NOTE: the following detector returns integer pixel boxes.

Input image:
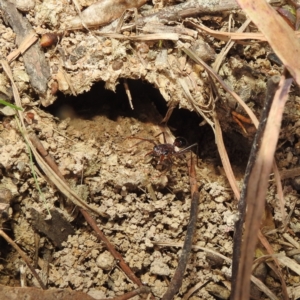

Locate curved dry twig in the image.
[161,156,200,300]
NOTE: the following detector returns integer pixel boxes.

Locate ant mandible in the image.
[128,132,198,170]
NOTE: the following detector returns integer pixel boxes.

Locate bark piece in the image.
[0,0,50,94]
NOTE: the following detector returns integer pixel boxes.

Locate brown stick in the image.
[231,71,292,300]
[231,75,281,297]
[161,156,200,300]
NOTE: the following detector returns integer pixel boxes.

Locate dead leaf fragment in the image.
[67,0,147,29]
[236,0,300,85]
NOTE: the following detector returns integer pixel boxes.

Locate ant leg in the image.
[175,143,198,155]
[174,143,199,167]
[127,136,157,148]
[128,131,168,147]
[157,156,173,173]
[145,150,154,157]
[148,131,167,144]
[158,154,165,164]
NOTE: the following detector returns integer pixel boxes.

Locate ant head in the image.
[174,137,188,148]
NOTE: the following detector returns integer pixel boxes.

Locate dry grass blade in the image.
[71,0,90,31]
[141,23,197,38]
[6,31,38,63]
[178,77,215,131]
[272,161,286,224]
[236,0,300,86]
[213,113,240,200]
[179,42,258,127]
[257,230,288,300]
[29,133,67,182]
[179,44,287,299]
[154,241,231,263]
[194,22,300,42]
[231,75,280,295]
[183,282,206,300]
[276,255,300,275]
[161,157,199,300]
[250,276,279,300]
[178,48,240,199]
[232,71,293,300]
[0,59,108,217]
[212,18,252,73]
[231,76,289,300]
[180,28,286,219]
[178,44,241,201]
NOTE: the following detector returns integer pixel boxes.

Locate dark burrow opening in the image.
[44,79,251,172]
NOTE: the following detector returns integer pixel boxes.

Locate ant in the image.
[128,132,198,171]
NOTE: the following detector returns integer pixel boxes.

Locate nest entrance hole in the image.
[45,79,217,160]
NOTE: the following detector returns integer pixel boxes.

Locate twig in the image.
[231,71,292,300]
[161,156,200,300]
[95,0,239,35]
[231,75,280,298]
[212,18,252,73]
[0,229,46,290]
[114,0,239,32]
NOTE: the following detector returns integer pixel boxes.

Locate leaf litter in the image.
[1,0,300,299]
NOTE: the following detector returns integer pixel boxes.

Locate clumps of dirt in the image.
[2,1,300,298]
[0,86,241,298]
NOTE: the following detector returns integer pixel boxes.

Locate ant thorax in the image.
[153,144,175,156]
